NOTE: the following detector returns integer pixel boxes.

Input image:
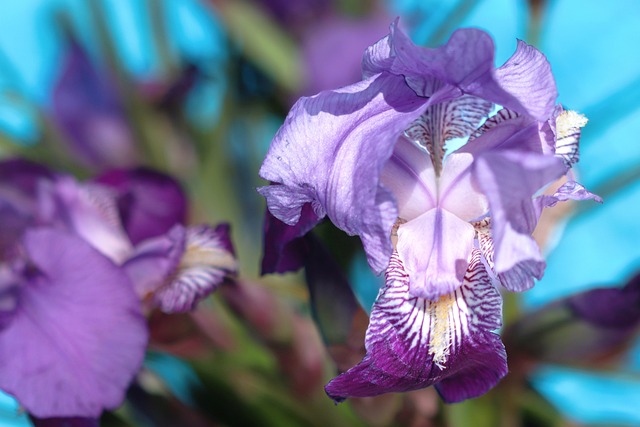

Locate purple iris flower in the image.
[0,160,236,418]
[259,21,600,402]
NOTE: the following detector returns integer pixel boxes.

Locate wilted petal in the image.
[473,150,565,275]
[261,203,321,274]
[96,168,187,245]
[325,250,506,403]
[153,224,237,313]
[259,73,428,274]
[0,228,147,418]
[397,208,475,299]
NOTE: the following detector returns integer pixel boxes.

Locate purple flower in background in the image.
[259,21,600,402]
[0,159,236,418]
[51,40,137,170]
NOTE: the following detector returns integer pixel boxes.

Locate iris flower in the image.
[0,160,236,419]
[259,21,599,402]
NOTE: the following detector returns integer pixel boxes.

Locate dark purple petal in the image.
[473,150,565,280]
[51,41,136,169]
[568,273,640,328]
[261,203,321,274]
[259,73,428,274]
[31,417,99,427]
[0,159,54,258]
[0,264,21,330]
[325,249,506,403]
[96,168,187,245]
[0,228,147,418]
[506,274,640,365]
[153,224,237,313]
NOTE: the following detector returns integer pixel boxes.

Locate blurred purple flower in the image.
[259,21,600,402]
[301,14,391,96]
[96,168,188,245]
[0,159,236,418]
[51,41,137,170]
[0,228,147,418]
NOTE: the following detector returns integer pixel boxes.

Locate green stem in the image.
[425,0,482,47]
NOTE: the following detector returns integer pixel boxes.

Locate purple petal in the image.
[535,180,602,213]
[473,151,565,278]
[36,176,133,263]
[325,249,506,403]
[397,208,475,299]
[96,168,188,245]
[380,136,437,221]
[0,159,54,258]
[153,224,237,313]
[259,73,428,274]
[51,41,136,169]
[261,203,321,274]
[364,22,556,120]
[122,225,186,298]
[475,40,557,121]
[0,228,147,418]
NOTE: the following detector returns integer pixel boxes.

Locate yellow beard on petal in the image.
[428,292,457,368]
[556,110,588,139]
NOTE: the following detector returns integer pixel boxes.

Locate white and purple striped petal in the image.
[153,224,237,313]
[325,249,506,402]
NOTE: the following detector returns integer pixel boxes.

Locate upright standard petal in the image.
[0,228,147,418]
[259,73,428,273]
[325,250,506,403]
[96,168,188,245]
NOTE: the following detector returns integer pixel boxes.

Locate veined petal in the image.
[460,111,541,155]
[153,224,237,313]
[476,40,557,121]
[474,218,544,292]
[0,228,147,418]
[403,95,492,174]
[325,250,506,403]
[473,151,565,277]
[397,208,475,299]
[259,73,428,274]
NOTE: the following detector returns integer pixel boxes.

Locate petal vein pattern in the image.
[325,249,506,403]
[259,73,428,273]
